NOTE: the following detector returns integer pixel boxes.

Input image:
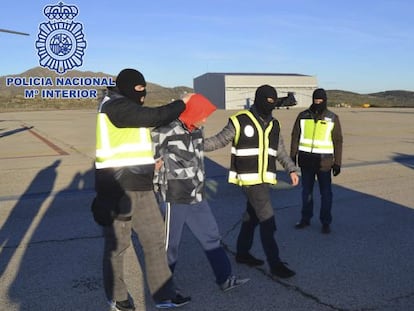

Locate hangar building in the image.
[193,73,318,110]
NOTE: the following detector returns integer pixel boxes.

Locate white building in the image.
[193,73,318,110]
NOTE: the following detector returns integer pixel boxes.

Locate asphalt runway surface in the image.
[0,107,413,311]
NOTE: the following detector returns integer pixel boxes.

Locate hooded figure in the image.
[253,84,278,119]
[310,88,327,114]
[151,95,250,291]
[116,68,147,104]
[153,93,217,205]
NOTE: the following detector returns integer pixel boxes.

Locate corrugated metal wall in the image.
[194,73,318,109]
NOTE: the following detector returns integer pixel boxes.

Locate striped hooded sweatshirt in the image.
[152,94,216,204]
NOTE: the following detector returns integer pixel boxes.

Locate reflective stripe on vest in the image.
[230,146,277,157]
[228,110,278,186]
[228,171,277,186]
[298,118,334,154]
[95,107,155,169]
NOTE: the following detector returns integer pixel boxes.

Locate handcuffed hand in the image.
[155,159,164,171]
[290,171,299,186]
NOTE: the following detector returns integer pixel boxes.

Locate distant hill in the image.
[1,67,413,111]
[327,90,414,108]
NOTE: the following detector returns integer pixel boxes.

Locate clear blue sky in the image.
[1,0,413,94]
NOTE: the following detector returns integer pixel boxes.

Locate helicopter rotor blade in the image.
[0,28,30,36]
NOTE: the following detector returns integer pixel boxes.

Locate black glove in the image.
[332,164,341,176]
[91,196,115,226]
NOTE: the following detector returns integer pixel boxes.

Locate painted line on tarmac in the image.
[23,124,69,156]
[0,154,63,160]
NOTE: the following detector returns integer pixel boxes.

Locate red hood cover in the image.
[179,94,217,131]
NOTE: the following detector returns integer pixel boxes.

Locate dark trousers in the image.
[103,190,176,302]
[236,184,281,269]
[300,167,333,225]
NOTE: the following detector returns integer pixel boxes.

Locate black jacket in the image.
[290,108,343,171]
[95,87,185,193]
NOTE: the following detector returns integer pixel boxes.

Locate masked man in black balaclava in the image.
[252,84,278,121]
[203,84,300,279]
[310,88,328,115]
[93,68,192,310]
[290,88,343,234]
[116,68,147,104]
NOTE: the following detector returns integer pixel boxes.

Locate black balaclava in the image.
[116,69,147,104]
[253,84,278,119]
[310,88,327,114]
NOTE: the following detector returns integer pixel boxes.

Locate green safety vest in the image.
[95,98,155,169]
[229,110,279,186]
[298,114,335,154]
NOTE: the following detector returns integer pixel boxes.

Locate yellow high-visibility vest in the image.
[298,116,334,154]
[95,97,155,169]
[229,110,279,186]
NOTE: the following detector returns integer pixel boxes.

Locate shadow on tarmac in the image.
[392,152,414,170]
[0,159,62,278]
[1,162,100,310]
[190,157,414,311]
[0,126,34,138]
[0,157,413,310]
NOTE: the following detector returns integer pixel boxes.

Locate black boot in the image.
[235,252,264,266]
[271,262,296,279]
[295,220,310,229]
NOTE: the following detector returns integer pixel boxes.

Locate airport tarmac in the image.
[0,107,413,311]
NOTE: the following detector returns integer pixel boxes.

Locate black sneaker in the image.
[322,224,331,234]
[108,299,135,311]
[155,293,191,309]
[295,220,310,229]
[236,252,265,266]
[271,262,296,279]
[219,275,250,292]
